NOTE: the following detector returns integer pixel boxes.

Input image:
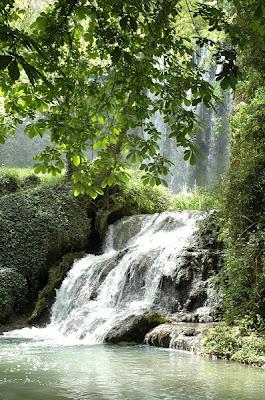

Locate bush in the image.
[0,167,64,190]
[0,173,19,196]
[20,174,41,189]
[203,322,265,366]
[115,171,218,215]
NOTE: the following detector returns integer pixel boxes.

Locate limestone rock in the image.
[104,312,167,344]
[145,322,216,353]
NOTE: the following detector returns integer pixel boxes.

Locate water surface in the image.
[0,338,264,400]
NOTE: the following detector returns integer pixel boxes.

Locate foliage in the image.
[0,169,42,194]
[0,267,28,322]
[115,171,219,215]
[219,72,265,322]
[20,174,41,189]
[0,172,19,196]
[203,322,265,366]
[172,187,220,212]
[217,0,265,326]
[0,0,239,197]
[0,182,91,321]
[117,171,174,214]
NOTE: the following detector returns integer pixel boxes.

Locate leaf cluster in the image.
[0,0,239,196]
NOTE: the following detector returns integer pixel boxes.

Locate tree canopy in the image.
[0,0,239,197]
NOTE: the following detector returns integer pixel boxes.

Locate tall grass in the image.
[119,170,220,214]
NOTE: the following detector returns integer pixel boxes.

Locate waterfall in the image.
[49,211,205,343]
[152,49,232,193]
[5,211,209,344]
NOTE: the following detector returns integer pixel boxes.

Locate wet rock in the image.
[28,252,86,326]
[153,212,223,320]
[104,312,167,344]
[145,322,216,353]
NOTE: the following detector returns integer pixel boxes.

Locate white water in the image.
[4,211,204,345]
[151,49,232,193]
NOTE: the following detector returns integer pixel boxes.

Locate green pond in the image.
[0,338,264,400]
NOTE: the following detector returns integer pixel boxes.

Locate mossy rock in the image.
[0,182,92,322]
[104,312,168,344]
[29,252,86,325]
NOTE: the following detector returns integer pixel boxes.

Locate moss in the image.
[202,323,265,367]
[29,252,86,325]
[145,312,169,325]
[0,182,91,322]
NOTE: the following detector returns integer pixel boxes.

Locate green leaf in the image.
[34,164,42,174]
[0,55,12,70]
[72,155,81,167]
[8,60,20,82]
[96,187,104,195]
[184,150,191,161]
[73,188,80,197]
[111,47,121,63]
[192,97,202,106]
[190,153,196,165]
[93,141,105,150]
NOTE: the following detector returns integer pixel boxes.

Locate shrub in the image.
[0,173,19,196]
[20,174,41,189]
[203,322,265,366]
[115,170,219,215]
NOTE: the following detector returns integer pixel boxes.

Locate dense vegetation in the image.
[218,0,265,325]
[0,179,91,323]
[201,0,265,365]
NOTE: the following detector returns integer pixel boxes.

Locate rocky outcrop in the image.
[145,322,216,353]
[103,212,223,349]
[28,252,86,325]
[0,183,92,325]
[104,313,168,344]
[153,212,223,322]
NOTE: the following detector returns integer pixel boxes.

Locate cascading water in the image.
[152,49,232,193]
[5,211,206,344]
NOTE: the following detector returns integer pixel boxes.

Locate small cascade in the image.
[48,212,204,343]
[5,211,211,344]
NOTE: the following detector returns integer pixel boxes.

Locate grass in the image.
[118,170,220,214]
[0,167,64,188]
